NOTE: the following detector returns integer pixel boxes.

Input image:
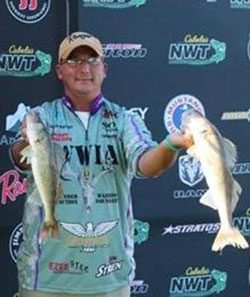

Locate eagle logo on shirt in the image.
[60,220,118,253]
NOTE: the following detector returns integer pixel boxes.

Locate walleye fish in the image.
[20,110,62,240]
[181,109,249,252]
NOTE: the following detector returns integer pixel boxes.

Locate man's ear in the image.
[103,62,108,78]
[55,64,63,80]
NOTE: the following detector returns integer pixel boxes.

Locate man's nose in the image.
[79,61,91,71]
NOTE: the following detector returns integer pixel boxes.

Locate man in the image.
[10,31,193,297]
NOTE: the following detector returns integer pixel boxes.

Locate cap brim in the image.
[59,43,102,62]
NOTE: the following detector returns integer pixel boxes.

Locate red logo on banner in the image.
[0,170,27,205]
[5,0,51,24]
[19,0,38,10]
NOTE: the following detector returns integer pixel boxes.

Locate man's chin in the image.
[76,89,96,98]
[75,87,92,94]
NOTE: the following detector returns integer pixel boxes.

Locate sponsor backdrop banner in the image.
[1,0,249,296]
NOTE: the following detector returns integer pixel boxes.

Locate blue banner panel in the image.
[1,0,249,296]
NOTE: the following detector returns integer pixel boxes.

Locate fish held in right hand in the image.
[181,109,249,252]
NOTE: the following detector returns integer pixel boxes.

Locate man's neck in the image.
[72,100,92,111]
[65,92,98,111]
[63,92,104,114]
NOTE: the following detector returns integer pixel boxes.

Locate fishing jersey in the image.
[16,96,157,294]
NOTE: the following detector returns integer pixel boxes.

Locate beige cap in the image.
[58,31,103,62]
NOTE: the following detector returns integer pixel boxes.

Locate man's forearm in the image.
[138,141,178,177]
[138,133,192,177]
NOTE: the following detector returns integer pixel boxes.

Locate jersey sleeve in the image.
[122,110,157,177]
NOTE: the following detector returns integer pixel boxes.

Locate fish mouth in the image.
[180,109,196,127]
[26,111,40,122]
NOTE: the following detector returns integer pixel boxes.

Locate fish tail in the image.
[212,227,249,252]
[39,220,59,241]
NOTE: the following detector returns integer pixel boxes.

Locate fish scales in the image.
[20,110,61,240]
[181,109,249,252]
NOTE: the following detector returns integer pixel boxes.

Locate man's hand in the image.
[169,130,193,150]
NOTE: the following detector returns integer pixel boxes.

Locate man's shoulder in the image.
[40,97,62,109]
[31,98,63,122]
[103,97,128,113]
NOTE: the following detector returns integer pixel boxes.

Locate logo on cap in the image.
[59,31,103,61]
[68,32,93,43]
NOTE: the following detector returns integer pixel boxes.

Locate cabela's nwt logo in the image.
[169,267,227,297]
[0,45,51,77]
[168,34,226,65]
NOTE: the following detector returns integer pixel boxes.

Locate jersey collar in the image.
[62,93,104,115]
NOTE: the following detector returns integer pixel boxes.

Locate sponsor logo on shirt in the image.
[95,258,123,278]
[96,193,118,204]
[51,132,72,142]
[49,260,89,274]
[60,220,118,253]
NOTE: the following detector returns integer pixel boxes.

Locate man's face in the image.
[56,46,106,100]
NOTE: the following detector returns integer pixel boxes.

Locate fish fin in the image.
[54,143,66,167]
[199,190,217,210]
[223,138,237,168]
[55,183,63,202]
[39,220,60,242]
[20,145,32,164]
[27,188,43,206]
[231,179,242,212]
[212,226,249,252]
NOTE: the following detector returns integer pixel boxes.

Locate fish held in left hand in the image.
[20,110,63,241]
[181,109,249,252]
